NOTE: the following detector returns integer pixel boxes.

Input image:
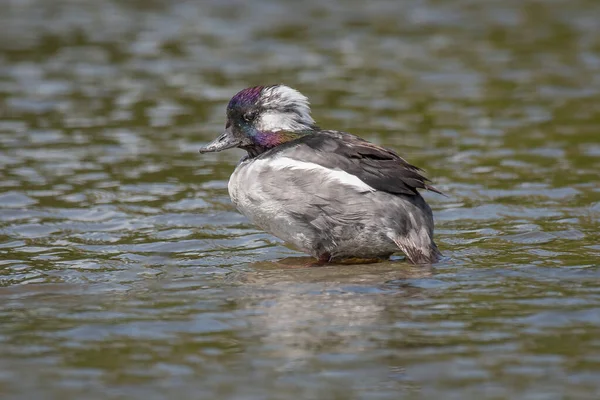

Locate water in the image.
[1,0,599,398]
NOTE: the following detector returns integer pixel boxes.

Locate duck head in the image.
[199,85,317,158]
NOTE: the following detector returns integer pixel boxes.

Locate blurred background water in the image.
[1,0,600,398]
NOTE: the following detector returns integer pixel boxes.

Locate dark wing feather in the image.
[265,130,443,196]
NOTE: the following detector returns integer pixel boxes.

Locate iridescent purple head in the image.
[199,85,317,158]
[227,86,265,112]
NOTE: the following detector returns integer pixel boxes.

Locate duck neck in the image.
[243,129,314,158]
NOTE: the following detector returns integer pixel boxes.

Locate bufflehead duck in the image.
[199,85,442,264]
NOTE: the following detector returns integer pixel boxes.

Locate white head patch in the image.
[257,85,316,131]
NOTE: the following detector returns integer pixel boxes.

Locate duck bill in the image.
[198,129,241,153]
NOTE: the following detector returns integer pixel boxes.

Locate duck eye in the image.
[243,111,258,122]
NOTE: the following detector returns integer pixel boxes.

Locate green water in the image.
[1,0,599,398]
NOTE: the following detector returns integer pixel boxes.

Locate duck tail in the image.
[391,235,442,265]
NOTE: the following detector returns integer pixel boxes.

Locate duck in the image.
[199,84,442,264]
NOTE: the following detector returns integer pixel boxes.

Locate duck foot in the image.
[330,257,387,265]
[313,252,332,266]
[315,253,387,266]
[268,254,388,269]
[265,256,324,269]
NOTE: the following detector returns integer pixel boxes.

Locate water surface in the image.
[1,0,600,398]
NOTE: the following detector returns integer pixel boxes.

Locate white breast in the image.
[227,159,251,208]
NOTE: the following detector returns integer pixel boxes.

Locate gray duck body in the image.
[228,130,441,263]
[198,84,442,264]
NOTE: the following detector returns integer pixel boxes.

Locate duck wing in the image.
[266,130,443,196]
